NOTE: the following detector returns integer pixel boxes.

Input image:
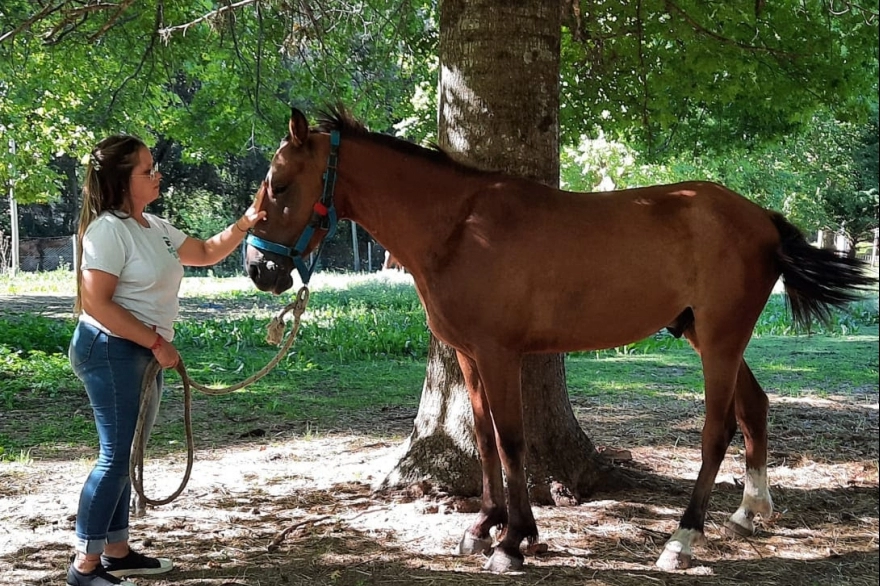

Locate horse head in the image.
[246,108,338,294]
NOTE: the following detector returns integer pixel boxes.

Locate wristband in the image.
[150,333,162,351]
[233,220,247,232]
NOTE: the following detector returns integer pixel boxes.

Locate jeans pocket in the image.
[70,322,101,371]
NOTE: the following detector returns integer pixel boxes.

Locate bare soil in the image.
[1,292,878,586]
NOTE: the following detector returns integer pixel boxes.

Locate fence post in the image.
[872,227,878,268]
[8,138,19,277]
[351,221,360,272]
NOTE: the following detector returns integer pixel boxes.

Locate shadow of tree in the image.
[7,508,876,586]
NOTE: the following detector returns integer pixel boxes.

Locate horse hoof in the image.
[725,507,757,537]
[457,533,493,555]
[655,548,692,571]
[482,548,524,573]
[724,518,755,538]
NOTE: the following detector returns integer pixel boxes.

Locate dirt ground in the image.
[1,292,878,586]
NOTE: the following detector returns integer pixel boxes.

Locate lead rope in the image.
[130,285,310,510]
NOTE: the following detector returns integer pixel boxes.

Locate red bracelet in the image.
[150,333,162,350]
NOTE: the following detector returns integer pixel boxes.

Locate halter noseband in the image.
[246,130,340,285]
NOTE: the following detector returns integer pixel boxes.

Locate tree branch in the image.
[636,0,649,142]
[0,1,67,44]
[565,0,583,42]
[158,0,257,41]
[665,0,799,58]
[99,2,162,125]
[254,0,264,118]
[827,0,879,22]
[88,0,138,43]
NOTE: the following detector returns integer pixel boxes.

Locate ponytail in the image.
[74,135,145,315]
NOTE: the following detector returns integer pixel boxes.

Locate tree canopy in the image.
[1,0,435,205]
[560,1,879,156]
[1,0,877,241]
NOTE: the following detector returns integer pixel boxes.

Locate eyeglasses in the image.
[132,162,160,182]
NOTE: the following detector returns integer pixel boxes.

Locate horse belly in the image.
[524,284,685,353]
[422,269,685,355]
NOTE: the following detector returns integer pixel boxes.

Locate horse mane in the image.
[313,104,490,176]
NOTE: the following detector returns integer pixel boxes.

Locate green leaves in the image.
[560,0,879,155]
[2,0,877,229]
[561,107,879,238]
[1,0,439,210]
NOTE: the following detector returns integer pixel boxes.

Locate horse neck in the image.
[334,138,476,273]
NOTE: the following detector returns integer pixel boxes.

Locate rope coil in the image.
[130,286,309,510]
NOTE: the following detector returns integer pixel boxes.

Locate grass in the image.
[0,265,76,295]
[0,270,877,459]
[566,331,879,400]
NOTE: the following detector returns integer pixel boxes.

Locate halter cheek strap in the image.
[246,131,340,285]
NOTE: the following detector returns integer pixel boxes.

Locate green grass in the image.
[0,272,877,458]
[173,287,427,364]
[566,329,879,401]
[0,266,76,295]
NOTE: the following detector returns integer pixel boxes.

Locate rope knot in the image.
[266,316,285,345]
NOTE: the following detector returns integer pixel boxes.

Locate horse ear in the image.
[289,108,309,147]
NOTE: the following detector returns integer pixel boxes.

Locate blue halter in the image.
[246,131,340,285]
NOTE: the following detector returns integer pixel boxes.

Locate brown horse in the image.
[245,107,874,572]
[382,250,406,272]
[382,250,406,271]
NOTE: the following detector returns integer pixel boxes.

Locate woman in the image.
[67,134,265,586]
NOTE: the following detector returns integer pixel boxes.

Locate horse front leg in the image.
[657,348,740,571]
[725,360,773,537]
[455,351,505,556]
[473,349,536,573]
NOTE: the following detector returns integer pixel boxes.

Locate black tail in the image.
[771,213,876,330]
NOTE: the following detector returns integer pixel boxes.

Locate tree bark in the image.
[382,0,608,505]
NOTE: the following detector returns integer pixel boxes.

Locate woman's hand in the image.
[151,336,180,369]
[236,182,268,231]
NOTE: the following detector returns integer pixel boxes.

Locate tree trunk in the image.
[382,0,607,505]
[382,336,482,496]
[817,229,835,249]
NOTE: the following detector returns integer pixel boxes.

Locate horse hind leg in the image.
[725,360,773,537]
[454,351,505,556]
[657,327,741,571]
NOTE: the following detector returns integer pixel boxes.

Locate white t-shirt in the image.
[79,212,188,341]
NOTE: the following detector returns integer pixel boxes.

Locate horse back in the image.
[461,180,779,272]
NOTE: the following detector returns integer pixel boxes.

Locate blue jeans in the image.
[69,321,162,554]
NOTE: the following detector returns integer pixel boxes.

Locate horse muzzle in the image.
[245,246,294,294]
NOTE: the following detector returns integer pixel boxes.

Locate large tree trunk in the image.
[382,0,608,505]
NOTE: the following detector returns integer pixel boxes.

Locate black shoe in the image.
[100,549,173,578]
[67,563,136,586]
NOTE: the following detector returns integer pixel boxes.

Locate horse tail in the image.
[771,212,875,331]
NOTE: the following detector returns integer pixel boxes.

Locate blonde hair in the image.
[74,135,146,315]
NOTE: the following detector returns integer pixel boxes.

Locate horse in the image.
[383,250,406,271]
[244,106,874,572]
